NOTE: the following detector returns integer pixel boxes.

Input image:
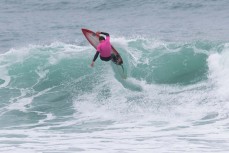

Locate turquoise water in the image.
[1,0,229,152]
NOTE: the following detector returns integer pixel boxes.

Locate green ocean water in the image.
[0,38,226,118]
[1,37,229,152]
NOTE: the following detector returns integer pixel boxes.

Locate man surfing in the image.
[90,31,122,67]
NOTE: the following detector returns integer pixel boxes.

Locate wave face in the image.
[0,38,229,152]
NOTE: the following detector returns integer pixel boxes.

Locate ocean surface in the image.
[1,0,229,152]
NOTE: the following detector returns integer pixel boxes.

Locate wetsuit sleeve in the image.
[100,32,109,36]
[93,51,99,62]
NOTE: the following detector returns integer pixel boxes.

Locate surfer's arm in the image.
[91,51,99,67]
[100,32,109,36]
[96,31,109,36]
[93,51,99,62]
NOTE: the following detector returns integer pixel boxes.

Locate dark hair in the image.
[99,36,105,41]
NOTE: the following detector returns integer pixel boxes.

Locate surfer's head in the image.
[99,36,105,41]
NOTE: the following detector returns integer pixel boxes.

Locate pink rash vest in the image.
[96,36,112,57]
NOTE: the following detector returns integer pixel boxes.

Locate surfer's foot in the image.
[117,58,123,65]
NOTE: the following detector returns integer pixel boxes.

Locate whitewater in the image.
[1,0,229,153]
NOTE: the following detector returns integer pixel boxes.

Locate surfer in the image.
[90,31,121,67]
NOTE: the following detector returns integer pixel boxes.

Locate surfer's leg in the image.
[111,53,117,63]
[111,54,123,65]
[116,54,123,65]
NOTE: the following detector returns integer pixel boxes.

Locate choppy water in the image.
[0,0,229,153]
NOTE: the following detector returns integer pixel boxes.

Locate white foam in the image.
[7,97,33,112]
[0,46,34,88]
[207,44,229,100]
[35,66,49,79]
[111,36,129,49]
[112,37,145,67]
[6,87,54,113]
[38,113,56,124]
[0,42,91,66]
[0,66,11,88]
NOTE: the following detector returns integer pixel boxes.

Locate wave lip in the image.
[208,43,229,100]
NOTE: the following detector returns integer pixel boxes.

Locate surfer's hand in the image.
[90,61,94,67]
